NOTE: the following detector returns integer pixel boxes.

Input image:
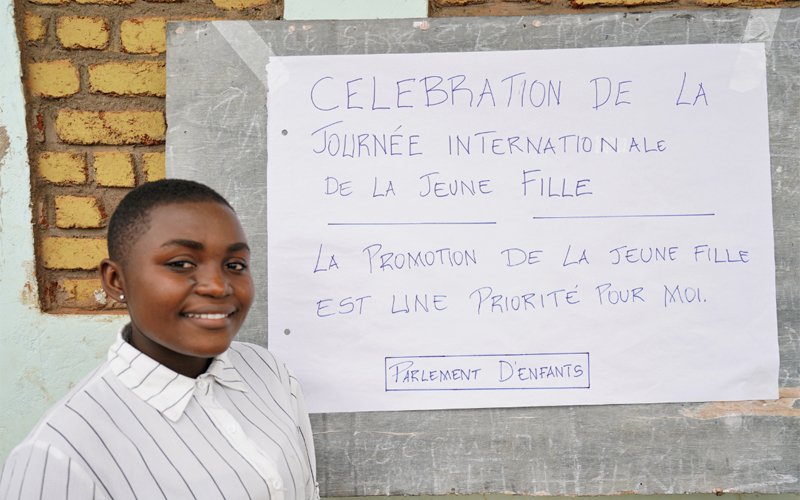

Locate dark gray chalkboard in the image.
[166,11,800,496]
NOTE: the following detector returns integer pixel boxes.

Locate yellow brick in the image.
[89,62,165,97]
[55,196,106,228]
[211,0,270,9]
[61,279,105,308]
[24,13,47,41]
[120,18,166,54]
[27,60,79,98]
[434,0,485,5]
[76,0,133,5]
[29,0,68,6]
[142,152,165,182]
[41,237,108,270]
[94,152,135,187]
[55,110,166,145]
[572,0,672,5]
[38,152,87,184]
[57,16,109,50]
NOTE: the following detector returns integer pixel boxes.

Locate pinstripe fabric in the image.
[0,326,319,500]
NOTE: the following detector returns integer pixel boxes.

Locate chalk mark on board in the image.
[533,214,714,220]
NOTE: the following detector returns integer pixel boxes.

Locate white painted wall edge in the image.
[284,0,427,20]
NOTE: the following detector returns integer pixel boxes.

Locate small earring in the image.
[119,294,125,301]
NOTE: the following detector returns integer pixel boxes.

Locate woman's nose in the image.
[195,265,231,297]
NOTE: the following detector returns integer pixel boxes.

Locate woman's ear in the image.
[99,258,126,303]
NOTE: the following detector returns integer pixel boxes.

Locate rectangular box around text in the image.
[385,353,590,392]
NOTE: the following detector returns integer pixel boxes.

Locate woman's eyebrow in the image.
[228,242,250,253]
[161,238,203,250]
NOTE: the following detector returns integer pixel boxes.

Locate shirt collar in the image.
[107,324,247,422]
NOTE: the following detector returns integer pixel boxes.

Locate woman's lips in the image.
[183,312,232,320]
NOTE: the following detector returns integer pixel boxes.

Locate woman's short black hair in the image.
[107,179,233,266]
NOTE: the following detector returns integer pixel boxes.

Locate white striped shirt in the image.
[0,326,319,500]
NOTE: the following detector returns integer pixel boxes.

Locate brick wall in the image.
[15,0,785,313]
[16,0,281,312]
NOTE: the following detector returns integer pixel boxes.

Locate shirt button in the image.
[272,478,283,490]
[197,380,208,390]
[226,424,237,434]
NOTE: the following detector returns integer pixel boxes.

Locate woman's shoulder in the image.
[24,362,113,439]
[0,361,117,498]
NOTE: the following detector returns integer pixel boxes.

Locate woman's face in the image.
[117,201,255,377]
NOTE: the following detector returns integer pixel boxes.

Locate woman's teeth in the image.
[185,313,229,319]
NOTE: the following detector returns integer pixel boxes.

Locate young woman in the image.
[1,179,318,500]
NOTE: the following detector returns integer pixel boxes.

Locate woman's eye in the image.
[227,262,247,271]
[168,261,194,269]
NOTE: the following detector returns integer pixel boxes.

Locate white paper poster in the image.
[266,44,779,413]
